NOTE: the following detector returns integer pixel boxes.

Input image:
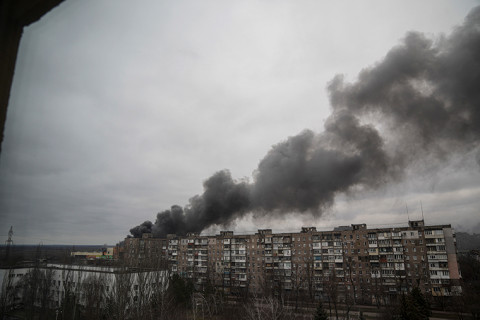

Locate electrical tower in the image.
[5,226,13,261]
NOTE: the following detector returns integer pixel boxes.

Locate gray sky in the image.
[1,0,479,245]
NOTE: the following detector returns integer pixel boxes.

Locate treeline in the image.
[0,244,96,267]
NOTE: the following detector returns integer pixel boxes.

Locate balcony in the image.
[195,267,208,273]
[427,255,448,262]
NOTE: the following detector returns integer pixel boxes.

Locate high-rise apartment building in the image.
[123,220,461,304]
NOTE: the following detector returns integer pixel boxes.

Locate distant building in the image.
[123,220,462,304]
[71,247,115,261]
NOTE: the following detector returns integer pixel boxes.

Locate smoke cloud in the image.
[129,220,153,238]
[130,6,480,238]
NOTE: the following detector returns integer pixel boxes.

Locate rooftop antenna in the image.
[420,201,424,221]
[406,203,410,222]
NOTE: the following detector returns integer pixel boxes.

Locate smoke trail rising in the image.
[130,6,480,238]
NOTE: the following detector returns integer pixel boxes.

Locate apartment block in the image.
[124,233,168,267]
[123,220,461,303]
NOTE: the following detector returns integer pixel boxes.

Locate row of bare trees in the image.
[4,247,476,320]
[0,258,174,319]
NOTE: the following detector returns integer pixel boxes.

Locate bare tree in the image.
[305,254,315,303]
[291,262,301,311]
[21,247,54,320]
[60,267,82,320]
[82,273,108,320]
[200,269,225,318]
[343,249,359,320]
[191,292,214,320]
[243,294,292,320]
[135,255,172,320]
[131,270,149,319]
[106,267,133,320]
[257,260,273,299]
[39,268,54,320]
[0,269,16,318]
[21,267,54,319]
[150,269,173,320]
[369,263,385,308]
[324,271,340,320]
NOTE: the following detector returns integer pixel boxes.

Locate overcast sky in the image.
[1,0,479,245]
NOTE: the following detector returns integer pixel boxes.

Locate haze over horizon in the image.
[1,1,479,245]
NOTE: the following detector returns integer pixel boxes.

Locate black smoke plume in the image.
[131,6,480,238]
[129,221,153,238]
